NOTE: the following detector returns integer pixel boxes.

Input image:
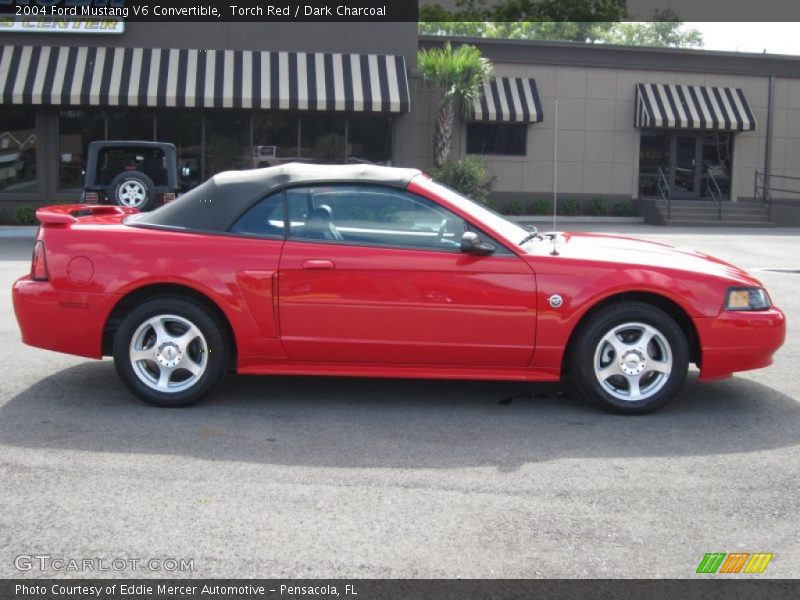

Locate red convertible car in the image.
[13,164,785,414]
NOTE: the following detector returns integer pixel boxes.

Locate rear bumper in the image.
[695,308,787,381]
[12,276,119,359]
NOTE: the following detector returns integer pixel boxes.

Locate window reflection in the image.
[107,110,154,141]
[253,114,299,166]
[347,115,392,164]
[0,109,37,193]
[58,108,105,191]
[156,111,202,192]
[0,108,36,193]
[300,114,346,162]
[204,111,251,176]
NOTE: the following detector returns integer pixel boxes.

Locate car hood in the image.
[525,232,762,286]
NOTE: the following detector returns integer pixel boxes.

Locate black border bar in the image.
[3,579,800,600]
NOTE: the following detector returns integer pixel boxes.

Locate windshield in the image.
[415,177,530,245]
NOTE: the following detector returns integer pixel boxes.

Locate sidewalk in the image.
[0,227,37,239]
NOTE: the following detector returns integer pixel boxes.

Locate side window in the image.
[286,185,469,252]
[229,192,285,237]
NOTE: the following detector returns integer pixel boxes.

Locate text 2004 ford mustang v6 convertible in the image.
[13,164,786,414]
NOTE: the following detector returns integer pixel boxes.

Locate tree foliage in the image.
[419,3,703,48]
[417,42,493,166]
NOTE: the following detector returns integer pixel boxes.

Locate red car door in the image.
[277,185,537,367]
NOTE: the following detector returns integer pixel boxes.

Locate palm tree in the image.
[418,42,493,167]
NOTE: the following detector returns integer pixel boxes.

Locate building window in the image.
[0,108,37,194]
[347,115,392,164]
[155,111,202,192]
[58,108,106,191]
[107,110,155,142]
[466,122,527,156]
[300,114,347,162]
[204,111,252,176]
[253,114,299,166]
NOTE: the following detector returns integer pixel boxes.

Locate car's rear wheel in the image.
[110,171,155,211]
[570,302,689,414]
[113,298,228,407]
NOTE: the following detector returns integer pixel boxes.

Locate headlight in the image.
[725,287,771,311]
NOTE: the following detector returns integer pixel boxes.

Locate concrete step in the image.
[657,205,768,212]
[655,201,771,226]
[658,208,769,216]
[663,219,776,227]
[657,211,771,221]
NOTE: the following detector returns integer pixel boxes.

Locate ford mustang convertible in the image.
[13,164,786,414]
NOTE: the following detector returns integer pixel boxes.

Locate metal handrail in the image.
[706,170,723,221]
[754,170,778,222]
[657,167,671,221]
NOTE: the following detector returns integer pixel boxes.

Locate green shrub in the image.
[14,204,37,226]
[430,156,497,204]
[504,199,523,215]
[590,196,607,216]
[527,198,552,215]
[557,197,580,216]
[611,200,637,217]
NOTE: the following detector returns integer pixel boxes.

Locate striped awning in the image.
[0,45,410,113]
[472,77,543,123]
[635,83,755,131]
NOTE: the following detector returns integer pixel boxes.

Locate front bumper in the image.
[695,307,786,381]
[12,276,119,359]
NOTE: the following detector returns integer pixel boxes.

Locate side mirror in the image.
[460,231,496,256]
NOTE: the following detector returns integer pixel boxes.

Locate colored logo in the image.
[696,552,773,574]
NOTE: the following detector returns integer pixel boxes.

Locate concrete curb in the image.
[0,227,37,238]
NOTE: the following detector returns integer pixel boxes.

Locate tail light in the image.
[84,192,99,205]
[31,240,48,281]
[162,193,176,204]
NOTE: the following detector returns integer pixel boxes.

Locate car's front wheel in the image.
[570,302,689,414]
[113,298,228,407]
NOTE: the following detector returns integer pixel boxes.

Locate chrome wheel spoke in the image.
[175,325,202,349]
[182,356,204,377]
[150,317,169,344]
[638,325,659,354]
[597,362,623,382]
[626,375,642,399]
[649,359,672,374]
[130,348,154,363]
[599,331,627,356]
[157,367,174,389]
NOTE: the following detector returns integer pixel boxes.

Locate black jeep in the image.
[83,141,180,211]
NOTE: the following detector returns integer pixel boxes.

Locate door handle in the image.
[302,259,335,270]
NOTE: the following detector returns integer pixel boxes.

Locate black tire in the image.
[113,297,229,407]
[570,302,689,415]
[110,171,156,211]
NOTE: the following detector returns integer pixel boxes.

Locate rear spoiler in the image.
[36,204,139,226]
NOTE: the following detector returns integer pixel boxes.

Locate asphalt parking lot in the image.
[0,225,798,579]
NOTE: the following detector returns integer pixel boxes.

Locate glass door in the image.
[670,135,701,198]
[639,131,733,200]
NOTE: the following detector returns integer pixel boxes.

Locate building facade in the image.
[418,36,800,224]
[1,22,799,224]
[0,21,419,217]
